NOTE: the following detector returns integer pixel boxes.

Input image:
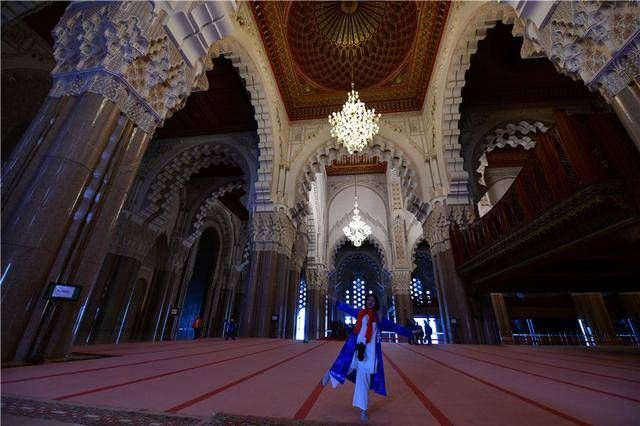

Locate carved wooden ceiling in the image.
[325,153,386,176]
[251,1,450,120]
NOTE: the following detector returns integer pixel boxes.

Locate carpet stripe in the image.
[456,346,640,384]
[398,345,589,425]
[293,381,325,420]
[166,342,330,413]
[84,338,236,356]
[503,347,640,371]
[434,347,640,403]
[4,340,277,384]
[53,342,297,401]
[383,352,453,426]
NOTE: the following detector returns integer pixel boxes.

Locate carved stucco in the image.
[251,209,296,257]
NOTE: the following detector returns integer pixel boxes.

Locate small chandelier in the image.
[329,83,381,154]
[343,175,372,247]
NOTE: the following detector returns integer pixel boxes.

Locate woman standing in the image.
[321,294,411,422]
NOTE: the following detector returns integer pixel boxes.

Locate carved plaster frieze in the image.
[298,138,423,214]
[108,215,158,261]
[138,142,244,233]
[525,1,640,101]
[424,202,475,256]
[290,231,309,271]
[391,269,412,295]
[307,263,328,292]
[48,1,235,133]
[184,181,246,247]
[476,121,549,185]
[166,236,190,272]
[251,210,296,257]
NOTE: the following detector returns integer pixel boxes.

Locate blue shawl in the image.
[328,301,411,396]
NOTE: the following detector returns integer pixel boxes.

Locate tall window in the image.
[295,278,307,340]
[345,277,372,324]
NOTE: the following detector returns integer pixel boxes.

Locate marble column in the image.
[431,249,476,344]
[620,292,640,340]
[572,293,617,341]
[612,83,640,152]
[89,254,142,344]
[284,232,307,339]
[392,270,413,328]
[0,0,232,361]
[241,210,296,338]
[490,293,514,344]
[285,267,302,339]
[305,264,327,340]
[1,92,152,362]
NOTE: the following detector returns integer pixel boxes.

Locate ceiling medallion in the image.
[313,1,386,47]
[329,83,381,154]
[343,176,372,247]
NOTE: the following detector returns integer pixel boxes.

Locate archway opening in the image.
[177,228,220,340]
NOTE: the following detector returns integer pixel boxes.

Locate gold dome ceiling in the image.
[251,1,450,120]
[287,1,417,91]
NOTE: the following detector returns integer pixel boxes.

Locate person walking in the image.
[192,314,203,339]
[320,294,411,422]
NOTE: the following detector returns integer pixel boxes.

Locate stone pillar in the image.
[572,293,617,341]
[620,292,640,339]
[612,83,640,151]
[306,264,327,340]
[424,203,476,344]
[0,1,235,362]
[490,293,514,344]
[241,210,295,338]
[285,232,308,339]
[391,270,413,328]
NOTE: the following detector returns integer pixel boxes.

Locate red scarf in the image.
[353,308,377,343]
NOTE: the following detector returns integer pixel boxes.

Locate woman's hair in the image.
[367,293,380,311]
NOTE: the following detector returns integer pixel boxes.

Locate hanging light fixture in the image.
[343,175,372,247]
[328,60,381,154]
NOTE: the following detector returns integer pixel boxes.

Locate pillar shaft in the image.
[241,250,291,338]
[431,248,476,344]
[572,293,616,340]
[490,293,514,344]
[612,83,640,152]
[1,93,150,362]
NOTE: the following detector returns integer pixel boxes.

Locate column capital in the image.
[49,1,235,133]
[290,231,309,271]
[307,263,328,292]
[108,216,158,261]
[424,203,474,256]
[516,1,640,101]
[251,209,296,258]
[391,269,412,295]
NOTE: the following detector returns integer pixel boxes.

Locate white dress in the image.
[350,315,377,373]
[351,315,378,410]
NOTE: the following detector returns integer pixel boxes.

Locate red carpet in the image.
[2,338,639,425]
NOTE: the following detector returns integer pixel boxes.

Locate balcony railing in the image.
[452,112,640,267]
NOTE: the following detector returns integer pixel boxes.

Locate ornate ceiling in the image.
[251,1,450,120]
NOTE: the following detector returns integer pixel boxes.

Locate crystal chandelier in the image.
[329,83,381,154]
[343,176,372,247]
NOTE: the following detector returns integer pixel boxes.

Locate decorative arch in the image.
[296,137,420,204]
[212,37,280,207]
[185,181,246,247]
[437,2,521,204]
[475,121,549,186]
[135,140,252,233]
[330,235,388,271]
